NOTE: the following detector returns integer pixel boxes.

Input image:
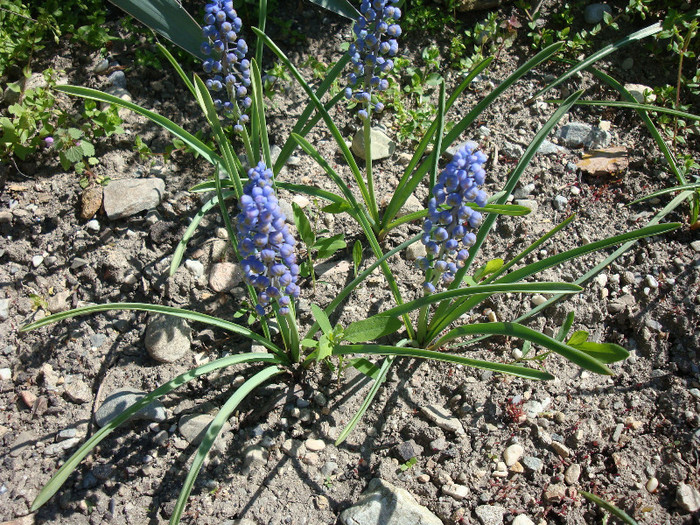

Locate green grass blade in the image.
[253,29,371,216]
[30,352,281,512]
[21,303,285,357]
[532,22,662,100]
[334,357,393,445]
[579,491,639,525]
[484,214,576,284]
[561,99,700,121]
[499,223,680,285]
[374,282,581,320]
[108,0,205,59]
[157,43,196,96]
[629,181,700,205]
[335,344,555,380]
[55,85,222,167]
[273,58,350,174]
[169,366,283,524]
[255,0,268,67]
[432,322,616,375]
[587,66,687,186]
[169,190,236,276]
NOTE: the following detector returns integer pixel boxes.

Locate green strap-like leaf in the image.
[344,316,403,343]
[432,322,618,375]
[21,303,286,357]
[579,491,639,525]
[629,181,700,205]
[305,0,360,19]
[30,352,281,512]
[532,22,662,100]
[169,366,284,524]
[55,85,221,167]
[335,344,555,380]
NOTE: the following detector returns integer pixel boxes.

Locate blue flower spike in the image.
[346,0,401,119]
[201,0,252,132]
[236,163,300,316]
[417,141,488,293]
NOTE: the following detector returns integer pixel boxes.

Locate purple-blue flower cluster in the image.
[201,0,252,133]
[345,0,401,119]
[236,163,300,316]
[417,142,488,293]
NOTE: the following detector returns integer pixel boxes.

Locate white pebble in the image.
[32,255,44,268]
[0,368,11,381]
[646,477,659,493]
[531,294,547,306]
[86,219,100,232]
[511,349,523,360]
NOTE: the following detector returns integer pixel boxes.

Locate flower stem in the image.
[363,110,379,226]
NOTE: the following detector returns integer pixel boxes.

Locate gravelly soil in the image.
[1,1,699,524]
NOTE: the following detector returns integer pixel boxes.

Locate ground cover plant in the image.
[2,0,699,524]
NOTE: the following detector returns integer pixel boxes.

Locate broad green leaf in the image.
[292,202,315,247]
[317,333,333,361]
[352,240,362,277]
[349,357,380,379]
[556,311,576,342]
[567,330,589,346]
[344,316,402,343]
[473,258,504,282]
[569,341,629,365]
[310,304,332,335]
[322,201,353,214]
[314,234,347,259]
[108,0,205,60]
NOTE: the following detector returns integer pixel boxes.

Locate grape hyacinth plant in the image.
[201,0,252,133]
[418,141,488,294]
[236,162,300,316]
[22,1,687,522]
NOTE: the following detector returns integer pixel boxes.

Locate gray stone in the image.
[351,128,396,161]
[676,483,700,513]
[397,194,423,217]
[584,3,611,24]
[405,242,427,261]
[501,141,524,159]
[144,314,191,363]
[624,83,656,104]
[209,262,242,292]
[64,378,92,404]
[95,388,167,427]
[474,505,506,525]
[47,290,71,314]
[522,456,543,473]
[242,445,268,471]
[553,195,568,211]
[537,140,566,155]
[443,484,468,500]
[178,413,231,453]
[555,122,611,149]
[514,199,538,213]
[690,240,700,253]
[420,405,465,435]
[184,259,205,278]
[94,58,110,74]
[0,298,9,321]
[340,478,442,525]
[565,463,582,485]
[108,70,126,88]
[396,439,423,461]
[103,178,165,220]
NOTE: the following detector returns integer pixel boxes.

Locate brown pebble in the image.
[80,186,103,220]
[509,461,524,473]
[19,390,37,408]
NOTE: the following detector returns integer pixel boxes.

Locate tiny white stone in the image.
[511,349,523,360]
[32,255,44,268]
[0,368,11,381]
[646,477,659,493]
[86,219,100,232]
[504,444,524,466]
[442,483,469,500]
[531,294,547,306]
[305,438,326,452]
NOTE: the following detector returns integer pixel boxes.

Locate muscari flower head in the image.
[236,162,300,316]
[345,0,401,118]
[201,0,252,133]
[417,141,488,293]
